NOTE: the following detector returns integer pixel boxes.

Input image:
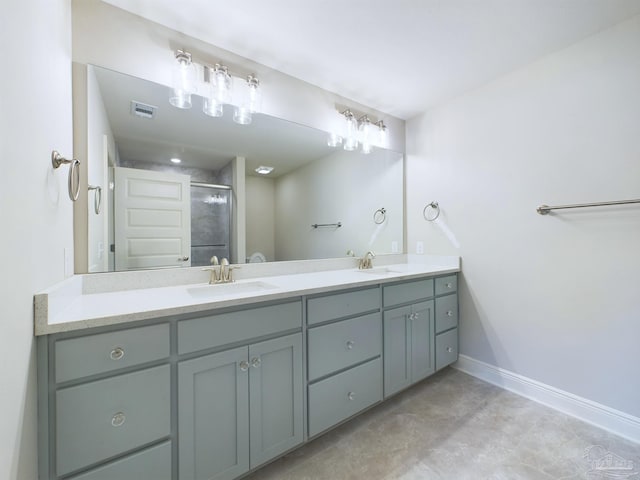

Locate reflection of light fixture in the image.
[170,157,182,164]
[327,132,343,147]
[203,64,232,117]
[169,50,196,109]
[234,75,261,125]
[342,110,359,151]
[329,108,390,153]
[255,166,274,175]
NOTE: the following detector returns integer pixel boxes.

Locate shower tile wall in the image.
[190,186,231,266]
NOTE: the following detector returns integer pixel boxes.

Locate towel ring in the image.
[423,201,440,221]
[88,185,102,214]
[373,207,387,224]
[52,150,80,201]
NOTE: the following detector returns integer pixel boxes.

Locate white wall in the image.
[0,1,73,479]
[275,149,403,261]
[406,15,640,418]
[246,176,276,261]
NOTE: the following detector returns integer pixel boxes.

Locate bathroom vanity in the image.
[35,258,459,480]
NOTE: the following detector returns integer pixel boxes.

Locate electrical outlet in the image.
[416,241,424,254]
[391,241,399,253]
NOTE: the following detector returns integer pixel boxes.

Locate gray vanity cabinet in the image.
[178,333,303,480]
[434,274,459,370]
[383,300,435,398]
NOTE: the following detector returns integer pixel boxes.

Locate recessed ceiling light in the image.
[255,166,274,175]
[170,157,182,164]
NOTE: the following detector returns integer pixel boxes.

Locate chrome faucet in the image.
[358,251,376,269]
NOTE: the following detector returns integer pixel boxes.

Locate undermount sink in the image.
[187,281,278,298]
[356,267,403,275]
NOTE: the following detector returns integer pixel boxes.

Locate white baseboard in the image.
[453,354,640,444]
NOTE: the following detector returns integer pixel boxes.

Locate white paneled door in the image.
[114,167,191,270]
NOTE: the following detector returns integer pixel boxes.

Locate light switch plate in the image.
[416,241,424,254]
[391,241,399,253]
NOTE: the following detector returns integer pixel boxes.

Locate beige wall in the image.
[275,149,403,261]
[0,1,73,479]
[406,15,640,419]
[246,176,276,261]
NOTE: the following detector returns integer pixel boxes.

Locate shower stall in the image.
[190,183,232,267]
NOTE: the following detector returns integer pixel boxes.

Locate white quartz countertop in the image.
[34,255,460,335]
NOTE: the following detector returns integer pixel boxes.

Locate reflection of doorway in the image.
[190,183,232,266]
[113,167,191,270]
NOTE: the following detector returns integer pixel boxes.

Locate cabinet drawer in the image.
[307,287,379,326]
[383,278,434,307]
[68,441,172,480]
[435,275,457,295]
[56,365,171,476]
[308,358,382,437]
[308,313,381,381]
[55,324,170,383]
[435,293,458,334]
[436,328,458,370]
[178,301,301,354]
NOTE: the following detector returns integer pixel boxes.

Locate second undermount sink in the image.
[186,281,278,299]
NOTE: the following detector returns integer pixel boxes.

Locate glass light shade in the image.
[203,96,223,117]
[213,64,232,104]
[169,51,196,109]
[343,111,359,151]
[359,117,373,155]
[376,121,388,148]
[327,132,343,147]
[233,106,252,125]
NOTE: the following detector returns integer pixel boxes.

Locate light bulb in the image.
[233,75,261,125]
[376,120,388,148]
[169,50,196,109]
[359,116,373,154]
[213,64,232,104]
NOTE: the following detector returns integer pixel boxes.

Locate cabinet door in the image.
[249,333,303,469]
[178,347,249,480]
[383,306,412,398]
[411,300,435,382]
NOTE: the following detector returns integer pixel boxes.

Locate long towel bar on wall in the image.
[312,222,342,228]
[537,198,640,215]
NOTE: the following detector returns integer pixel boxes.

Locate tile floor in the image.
[245,368,639,480]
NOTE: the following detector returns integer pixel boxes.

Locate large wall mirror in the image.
[75,64,404,273]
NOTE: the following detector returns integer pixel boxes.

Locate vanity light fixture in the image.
[329,109,390,153]
[202,63,233,117]
[255,166,274,175]
[169,50,197,109]
[233,75,262,125]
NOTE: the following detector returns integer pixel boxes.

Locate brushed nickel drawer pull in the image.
[111,412,126,427]
[346,340,355,350]
[414,312,420,319]
[110,347,125,361]
[239,360,249,372]
[446,347,453,353]
[250,357,261,368]
[446,310,454,317]
[446,282,453,289]
[347,391,356,401]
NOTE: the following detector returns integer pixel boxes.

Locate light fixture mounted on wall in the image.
[169,49,262,125]
[328,109,388,154]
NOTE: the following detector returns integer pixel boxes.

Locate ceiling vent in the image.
[130,101,157,119]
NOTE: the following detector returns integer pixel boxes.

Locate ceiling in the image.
[102,0,640,120]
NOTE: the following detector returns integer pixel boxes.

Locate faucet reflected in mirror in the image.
[75,64,404,273]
